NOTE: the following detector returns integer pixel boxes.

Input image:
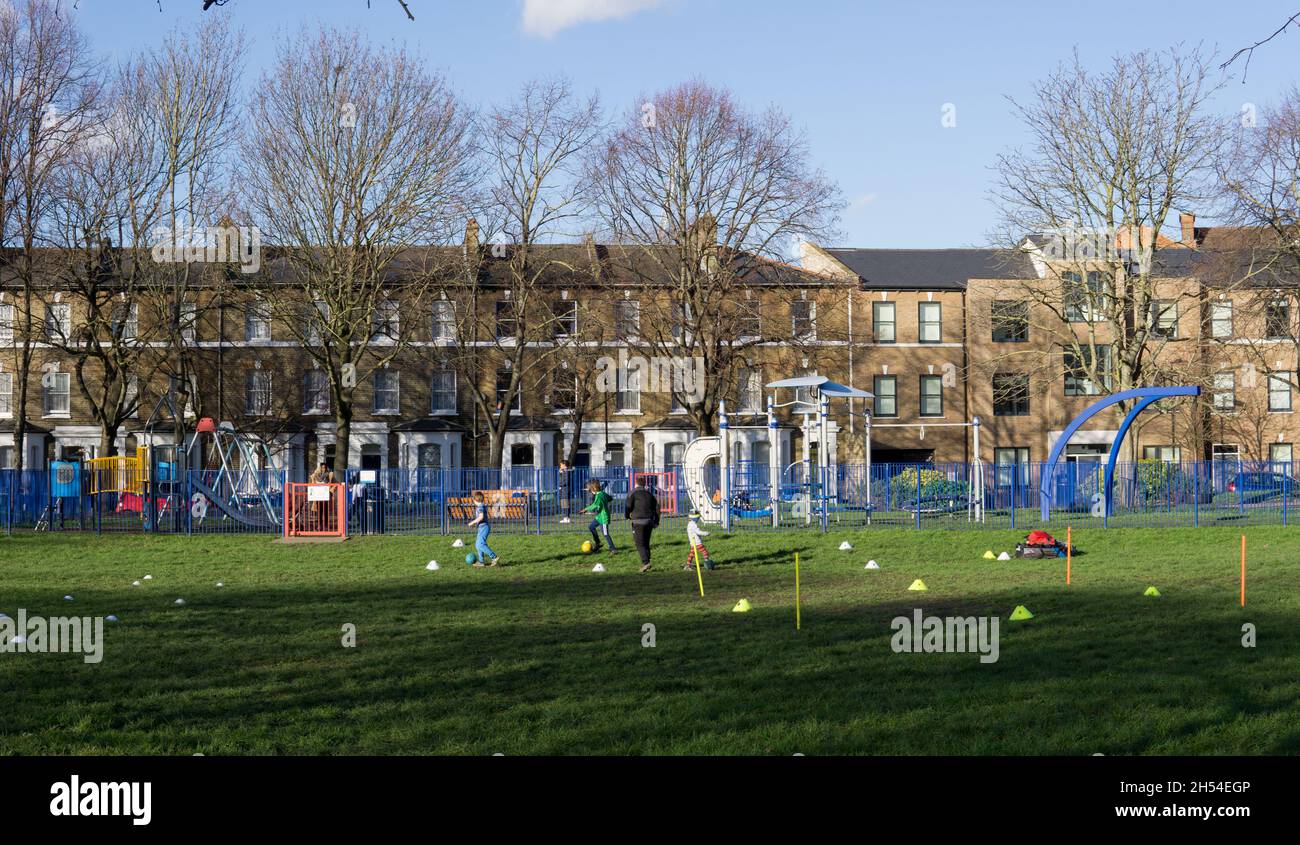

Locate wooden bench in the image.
[446,489,531,523]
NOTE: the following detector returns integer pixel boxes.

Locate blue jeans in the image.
[476,524,497,561]
[589,519,615,551]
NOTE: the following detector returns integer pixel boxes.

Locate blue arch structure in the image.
[1040,386,1201,522]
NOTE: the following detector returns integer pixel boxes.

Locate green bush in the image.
[876,467,972,509]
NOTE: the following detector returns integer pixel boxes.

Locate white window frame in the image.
[432,300,456,343]
[1269,371,1293,412]
[1212,371,1236,411]
[0,303,13,343]
[373,369,400,415]
[245,301,271,343]
[45,303,71,342]
[615,366,641,413]
[873,301,895,343]
[918,301,942,343]
[245,369,272,416]
[0,371,12,417]
[791,299,816,340]
[303,369,330,415]
[44,371,71,417]
[431,367,457,414]
[1209,301,1233,339]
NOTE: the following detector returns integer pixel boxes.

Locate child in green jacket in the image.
[583,479,617,554]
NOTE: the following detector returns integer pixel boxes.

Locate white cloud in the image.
[849,193,878,212]
[521,0,669,38]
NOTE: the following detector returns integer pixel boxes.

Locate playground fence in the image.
[3,459,1298,536]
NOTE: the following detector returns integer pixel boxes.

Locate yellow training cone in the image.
[982,550,996,559]
[1144,586,1161,597]
[908,579,928,592]
[1009,605,1034,620]
[732,598,752,613]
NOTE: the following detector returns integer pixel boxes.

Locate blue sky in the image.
[69,0,1299,248]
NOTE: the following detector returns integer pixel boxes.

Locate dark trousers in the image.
[631,521,654,565]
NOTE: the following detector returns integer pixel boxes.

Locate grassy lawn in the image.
[1,525,1297,755]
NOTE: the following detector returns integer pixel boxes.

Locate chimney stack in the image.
[1179,211,1196,246]
[464,218,480,262]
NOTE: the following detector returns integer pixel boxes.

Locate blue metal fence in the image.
[2,460,1297,535]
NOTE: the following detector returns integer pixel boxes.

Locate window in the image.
[1269,372,1292,412]
[1209,301,1233,339]
[125,375,139,418]
[1063,271,1108,322]
[304,301,328,346]
[919,374,943,417]
[992,373,1030,416]
[670,389,688,414]
[736,368,762,413]
[0,445,12,469]
[1149,300,1177,338]
[1212,371,1236,411]
[495,301,517,340]
[752,441,770,467]
[43,370,70,415]
[664,442,684,466]
[0,303,13,343]
[244,370,271,416]
[550,369,575,413]
[614,299,640,342]
[510,443,535,468]
[417,443,442,470]
[736,303,761,340]
[1064,346,1111,396]
[1206,301,1227,338]
[1269,443,1292,466]
[111,303,138,340]
[432,300,456,343]
[180,301,197,342]
[495,369,521,413]
[991,300,1028,343]
[552,300,577,339]
[671,302,690,342]
[918,302,941,343]
[1142,445,1181,462]
[303,369,330,414]
[372,299,400,340]
[45,303,71,342]
[791,299,815,339]
[615,365,640,413]
[431,367,456,414]
[373,370,400,414]
[873,375,897,417]
[994,447,1030,486]
[245,301,271,342]
[872,302,895,343]
[0,371,11,416]
[1266,300,1291,339]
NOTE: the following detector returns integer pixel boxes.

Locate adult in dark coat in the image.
[624,476,661,573]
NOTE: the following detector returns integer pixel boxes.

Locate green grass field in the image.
[2,525,1297,755]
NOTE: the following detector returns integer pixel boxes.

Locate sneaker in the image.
[640,563,652,573]
[472,562,486,568]
[608,548,618,555]
[488,558,500,567]
[682,563,694,571]
[560,517,572,524]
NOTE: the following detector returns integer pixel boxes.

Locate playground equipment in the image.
[864,415,985,523]
[1040,385,1200,523]
[766,375,873,528]
[186,417,282,528]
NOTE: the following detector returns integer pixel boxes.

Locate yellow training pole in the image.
[693,543,705,597]
[1240,534,1246,608]
[795,552,802,630]
[1066,526,1072,586]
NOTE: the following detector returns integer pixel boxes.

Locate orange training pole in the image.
[1240,534,1246,608]
[1066,526,1072,586]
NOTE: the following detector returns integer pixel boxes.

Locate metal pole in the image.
[767,395,780,528]
[720,400,731,533]
[863,411,872,521]
[819,394,829,532]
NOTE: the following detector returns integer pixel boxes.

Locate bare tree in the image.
[589,79,842,436]
[0,0,101,472]
[241,27,476,475]
[1207,88,1300,408]
[444,78,603,470]
[42,18,245,457]
[986,48,1225,458]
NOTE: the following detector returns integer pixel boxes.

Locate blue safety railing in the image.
[2,459,1297,535]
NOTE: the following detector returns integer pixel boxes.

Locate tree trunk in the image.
[333,404,352,477]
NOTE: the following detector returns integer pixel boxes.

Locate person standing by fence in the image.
[558,460,572,524]
[625,475,660,573]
